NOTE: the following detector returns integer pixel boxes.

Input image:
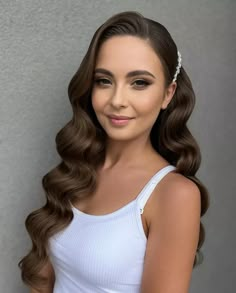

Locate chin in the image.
[104,130,136,142]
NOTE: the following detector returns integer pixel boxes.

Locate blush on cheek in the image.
[91,96,99,113]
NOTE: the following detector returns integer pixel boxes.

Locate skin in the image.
[91,35,177,169]
[90,36,201,293]
[30,36,201,293]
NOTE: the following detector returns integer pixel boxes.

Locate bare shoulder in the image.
[161,171,200,203]
[141,171,201,293]
[146,171,201,226]
[159,170,200,196]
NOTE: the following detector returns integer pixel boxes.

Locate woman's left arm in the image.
[141,175,201,293]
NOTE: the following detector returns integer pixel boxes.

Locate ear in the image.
[161,82,177,110]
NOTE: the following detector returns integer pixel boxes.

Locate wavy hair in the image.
[18,11,210,290]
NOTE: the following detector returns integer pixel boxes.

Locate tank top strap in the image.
[136,165,177,214]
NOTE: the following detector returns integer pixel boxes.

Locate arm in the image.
[141,175,201,293]
[29,258,55,293]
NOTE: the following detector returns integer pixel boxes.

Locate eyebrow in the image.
[94,68,156,79]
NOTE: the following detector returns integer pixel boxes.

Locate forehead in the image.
[95,36,163,76]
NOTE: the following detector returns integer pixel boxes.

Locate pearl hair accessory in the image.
[172,50,182,83]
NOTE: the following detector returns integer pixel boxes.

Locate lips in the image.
[107,114,133,120]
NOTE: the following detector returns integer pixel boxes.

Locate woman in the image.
[19,11,209,293]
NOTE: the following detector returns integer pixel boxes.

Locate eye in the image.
[93,78,111,87]
[132,79,151,89]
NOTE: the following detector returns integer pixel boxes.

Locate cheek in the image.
[134,94,162,116]
[91,91,104,113]
[91,86,112,111]
[91,87,164,116]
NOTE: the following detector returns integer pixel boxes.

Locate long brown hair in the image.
[18,11,210,290]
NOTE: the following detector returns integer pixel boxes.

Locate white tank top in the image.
[48,165,176,292]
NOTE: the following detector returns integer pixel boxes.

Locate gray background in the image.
[1,0,235,292]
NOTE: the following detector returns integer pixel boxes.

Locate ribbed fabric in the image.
[48,165,176,293]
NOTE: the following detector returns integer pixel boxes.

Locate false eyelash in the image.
[133,80,151,87]
[93,78,152,89]
[94,78,111,85]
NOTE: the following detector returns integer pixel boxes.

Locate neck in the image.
[102,135,158,170]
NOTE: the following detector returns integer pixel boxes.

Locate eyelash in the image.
[93,78,151,89]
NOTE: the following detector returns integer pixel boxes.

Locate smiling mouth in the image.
[107,115,134,120]
[107,116,134,126]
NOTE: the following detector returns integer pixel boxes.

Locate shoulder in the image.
[140,171,201,292]
[146,171,201,230]
[158,171,200,208]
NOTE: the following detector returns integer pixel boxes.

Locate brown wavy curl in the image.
[18,11,210,291]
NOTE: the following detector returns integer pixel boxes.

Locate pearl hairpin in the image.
[172,50,182,83]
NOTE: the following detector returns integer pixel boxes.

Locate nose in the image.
[110,84,128,108]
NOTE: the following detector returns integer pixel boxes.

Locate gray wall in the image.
[1,0,235,292]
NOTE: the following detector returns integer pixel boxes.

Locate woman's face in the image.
[91,35,176,142]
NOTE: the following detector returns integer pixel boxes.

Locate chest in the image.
[72,171,151,238]
[49,204,147,288]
